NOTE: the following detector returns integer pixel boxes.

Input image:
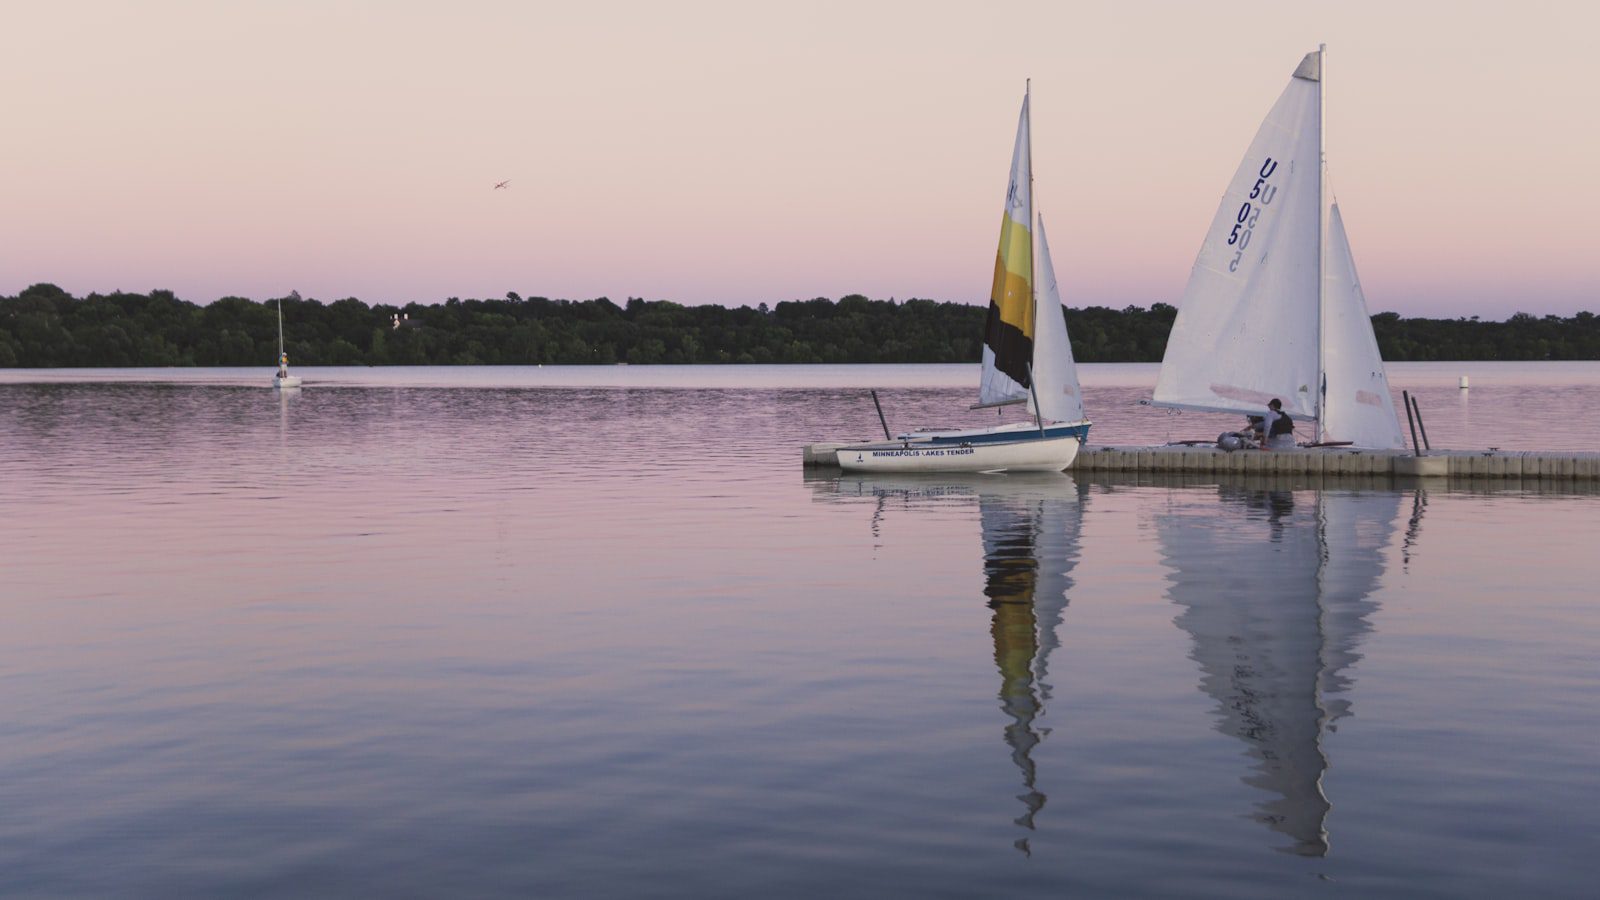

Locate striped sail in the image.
[978,93,1034,408]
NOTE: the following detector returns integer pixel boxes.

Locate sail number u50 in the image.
[1227,158,1279,272]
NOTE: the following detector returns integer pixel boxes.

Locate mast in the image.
[1316,44,1327,444]
[277,296,286,356]
[1026,79,1043,432]
[1026,79,1036,339]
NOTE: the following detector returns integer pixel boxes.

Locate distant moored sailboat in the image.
[273,294,302,389]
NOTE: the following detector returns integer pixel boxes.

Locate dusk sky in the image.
[4,0,1595,318]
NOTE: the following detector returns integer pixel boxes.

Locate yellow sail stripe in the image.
[989,213,1034,340]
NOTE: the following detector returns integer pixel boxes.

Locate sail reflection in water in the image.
[1158,483,1400,856]
[822,473,1086,855]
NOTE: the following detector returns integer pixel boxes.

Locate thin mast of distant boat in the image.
[273,294,302,387]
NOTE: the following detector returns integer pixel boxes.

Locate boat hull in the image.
[902,420,1090,447]
[274,376,303,388]
[835,434,1082,473]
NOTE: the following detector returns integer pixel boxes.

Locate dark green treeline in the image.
[1,283,1596,367]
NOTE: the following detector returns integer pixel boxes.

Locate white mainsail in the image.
[1153,53,1322,421]
[978,92,1035,409]
[1152,48,1404,448]
[1028,217,1085,424]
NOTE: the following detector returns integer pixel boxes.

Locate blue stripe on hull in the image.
[921,423,1091,447]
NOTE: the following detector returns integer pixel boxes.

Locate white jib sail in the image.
[1319,202,1407,448]
[1028,216,1085,424]
[1152,52,1324,421]
[978,93,1034,408]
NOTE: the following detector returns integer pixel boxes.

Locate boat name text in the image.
[868,448,977,458]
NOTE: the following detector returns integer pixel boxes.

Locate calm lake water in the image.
[2,363,1597,897]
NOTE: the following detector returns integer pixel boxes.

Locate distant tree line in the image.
[1,282,1595,367]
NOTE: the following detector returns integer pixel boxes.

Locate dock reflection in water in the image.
[821,472,1087,856]
[1157,481,1401,857]
[5,378,1600,896]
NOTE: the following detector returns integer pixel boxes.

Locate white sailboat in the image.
[836,87,1091,473]
[272,294,302,389]
[1151,47,1405,449]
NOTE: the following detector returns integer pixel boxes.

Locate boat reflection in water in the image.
[819,472,1087,855]
[1157,478,1401,857]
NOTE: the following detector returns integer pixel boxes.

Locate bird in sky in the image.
[493,180,510,190]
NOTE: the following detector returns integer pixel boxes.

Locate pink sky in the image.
[2,0,1595,318]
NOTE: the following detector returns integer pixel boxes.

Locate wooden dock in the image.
[803,442,1600,480]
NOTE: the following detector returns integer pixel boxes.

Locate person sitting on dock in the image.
[1246,415,1265,444]
[1263,398,1295,450]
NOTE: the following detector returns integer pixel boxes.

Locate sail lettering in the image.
[1228,156,1281,271]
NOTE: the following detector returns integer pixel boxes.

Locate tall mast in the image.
[1026,79,1044,431]
[1025,80,1037,348]
[277,296,285,355]
[1315,43,1327,444]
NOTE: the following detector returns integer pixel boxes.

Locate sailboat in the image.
[1151,47,1405,449]
[272,294,302,389]
[835,87,1091,473]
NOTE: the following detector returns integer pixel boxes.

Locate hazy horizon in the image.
[4,1,1596,318]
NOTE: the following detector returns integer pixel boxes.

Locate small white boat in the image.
[838,85,1090,473]
[835,432,1082,473]
[1149,46,1405,449]
[272,294,303,389]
